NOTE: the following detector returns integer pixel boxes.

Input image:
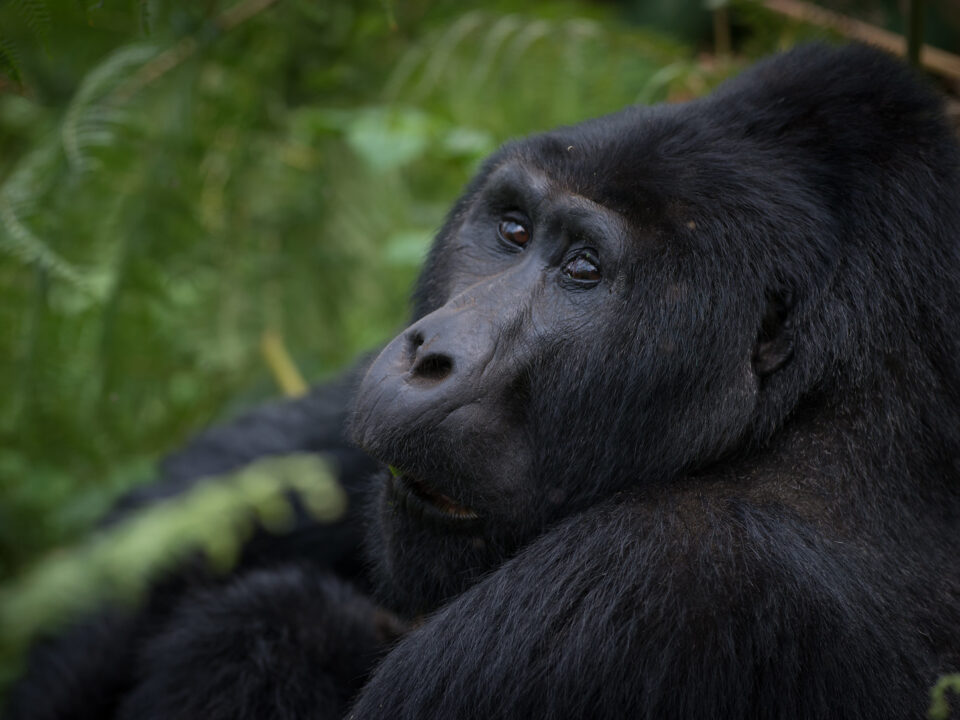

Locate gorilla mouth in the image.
[386,470,482,531]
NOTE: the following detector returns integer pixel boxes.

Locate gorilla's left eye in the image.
[498,219,530,247]
[563,253,601,284]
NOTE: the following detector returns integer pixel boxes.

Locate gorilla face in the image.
[354,162,637,511]
[351,117,806,615]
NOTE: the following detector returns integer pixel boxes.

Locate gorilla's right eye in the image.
[498,218,530,247]
[563,252,601,285]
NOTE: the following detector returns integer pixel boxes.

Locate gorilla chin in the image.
[363,466,515,616]
[353,399,538,615]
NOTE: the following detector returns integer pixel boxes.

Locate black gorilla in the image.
[7,43,960,720]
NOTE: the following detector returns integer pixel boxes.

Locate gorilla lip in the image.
[386,470,482,530]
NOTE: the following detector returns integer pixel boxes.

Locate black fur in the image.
[7,44,960,720]
[116,568,405,720]
[106,361,379,583]
[4,369,385,720]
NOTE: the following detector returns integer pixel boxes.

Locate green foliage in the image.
[0,0,949,708]
[0,0,772,703]
[0,0,711,581]
[0,452,345,695]
[0,0,50,85]
[930,674,960,720]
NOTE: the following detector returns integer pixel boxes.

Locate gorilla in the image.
[6,43,960,720]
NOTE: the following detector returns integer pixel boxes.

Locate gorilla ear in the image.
[753,290,795,377]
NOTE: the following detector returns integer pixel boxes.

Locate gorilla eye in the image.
[498,218,530,247]
[563,253,601,284]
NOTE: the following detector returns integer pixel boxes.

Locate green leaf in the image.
[385,230,432,266]
[0,454,346,653]
[344,106,437,172]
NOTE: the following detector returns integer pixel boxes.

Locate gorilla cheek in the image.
[431,401,535,510]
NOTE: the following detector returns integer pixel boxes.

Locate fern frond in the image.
[0,32,23,85]
[61,44,158,171]
[0,205,103,298]
[496,18,552,75]
[0,140,59,212]
[12,0,52,45]
[409,11,486,100]
[467,14,523,89]
[0,141,104,298]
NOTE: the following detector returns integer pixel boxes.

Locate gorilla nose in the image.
[407,329,454,384]
[351,300,508,455]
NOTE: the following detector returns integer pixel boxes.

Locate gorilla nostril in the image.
[411,353,454,383]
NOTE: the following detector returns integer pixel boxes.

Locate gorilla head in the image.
[351,44,960,616]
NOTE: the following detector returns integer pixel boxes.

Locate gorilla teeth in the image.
[386,471,481,529]
[405,474,478,517]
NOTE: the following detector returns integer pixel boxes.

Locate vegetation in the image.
[0,0,710,581]
[0,0,743,695]
[3,0,953,712]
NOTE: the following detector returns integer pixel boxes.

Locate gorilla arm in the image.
[114,567,406,720]
[105,361,379,578]
[349,494,933,720]
[3,366,381,720]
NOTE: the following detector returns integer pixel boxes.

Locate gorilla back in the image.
[8,44,960,720]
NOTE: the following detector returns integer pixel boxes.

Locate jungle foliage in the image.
[0,0,866,702]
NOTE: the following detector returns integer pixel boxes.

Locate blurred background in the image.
[0,0,957,701]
